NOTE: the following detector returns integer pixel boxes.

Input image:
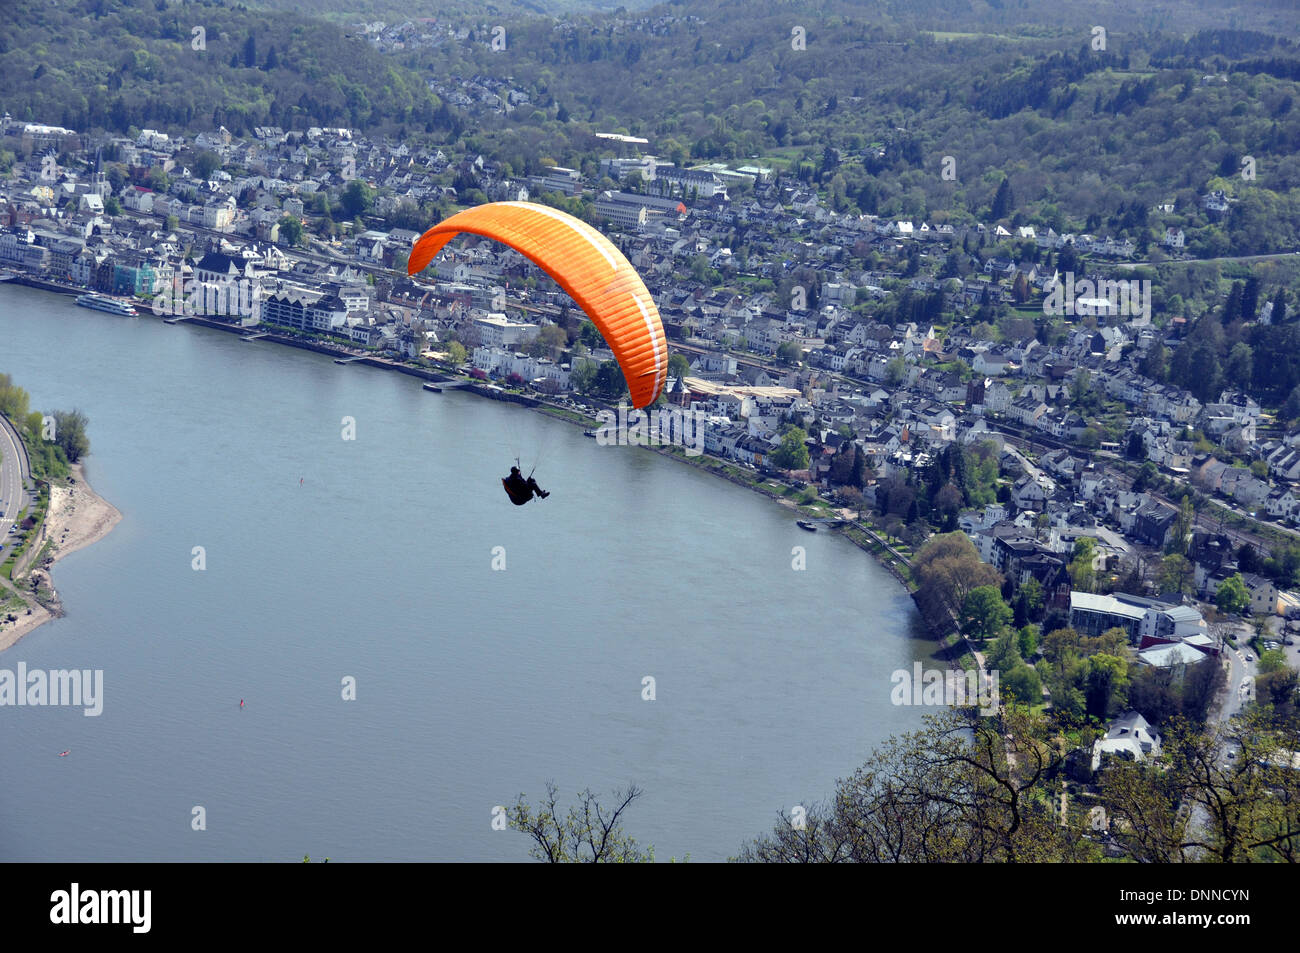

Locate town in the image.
[2,44,1298,857]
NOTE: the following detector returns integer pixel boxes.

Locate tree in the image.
[1157,554,1193,596]
[277,216,303,247]
[1084,653,1129,719]
[1168,495,1194,556]
[961,585,1013,642]
[1224,342,1253,388]
[934,482,964,530]
[52,409,90,463]
[1215,573,1250,615]
[526,324,567,361]
[1257,649,1288,675]
[776,341,804,365]
[668,353,691,383]
[772,428,810,470]
[445,341,467,365]
[1002,664,1042,706]
[1099,711,1300,862]
[191,150,221,180]
[1018,623,1040,660]
[1068,536,1097,593]
[991,177,1015,220]
[912,533,1003,631]
[885,356,907,386]
[592,360,628,399]
[987,627,1023,672]
[508,783,653,862]
[338,179,374,218]
[569,360,597,395]
[736,708,1092,863]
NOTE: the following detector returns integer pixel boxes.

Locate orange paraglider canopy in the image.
[408,201,666,409]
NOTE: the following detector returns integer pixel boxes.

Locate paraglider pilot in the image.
[502,465,549,505]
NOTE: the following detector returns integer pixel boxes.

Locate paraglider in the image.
[408,202,668,409]
[502,465,549,506]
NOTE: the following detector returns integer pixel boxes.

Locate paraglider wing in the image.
[408,201,666,408]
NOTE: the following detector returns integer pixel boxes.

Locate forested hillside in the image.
[0,0,447,136]
[386,5,1300,254]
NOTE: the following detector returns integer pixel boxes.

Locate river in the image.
[0,282,934,861]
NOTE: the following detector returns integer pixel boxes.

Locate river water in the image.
[0,282,933,861]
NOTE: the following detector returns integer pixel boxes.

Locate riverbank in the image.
[0,461,121,652]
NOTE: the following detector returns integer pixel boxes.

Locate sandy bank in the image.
[0,462,121,652]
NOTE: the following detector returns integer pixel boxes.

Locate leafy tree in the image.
[192,150,221,180]
[1157,554,1193,596]
[1068,536,1097,593]
[1257,649,1288,675]
[1018,623,1039,660]
[667,353,691,383]
[1084,653,1129,719]
[776,341,804,365]
[1002,663,1042,706]
[277,216,303,246]
[338,179,374,218]
[987,626,1022,672]
[52,409,90,463]
[1215,573,1250,615]
[445,341,467,365]
[592,360,628,400]
[1168,495,1194,556]
[912,533,1003,631]
[771,428,810,470]
[961,585,1013,642]
[569,360,597,395]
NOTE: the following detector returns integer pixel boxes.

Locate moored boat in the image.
[76,293,137,316]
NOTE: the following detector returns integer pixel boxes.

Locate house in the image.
[1091,711,1162,771]
[1010,474,1048,510]
[1242,573,1279,616]
[1007,393,1048,427]
[1131,498,1179,549]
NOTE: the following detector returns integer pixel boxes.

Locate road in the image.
[0,411,31,547]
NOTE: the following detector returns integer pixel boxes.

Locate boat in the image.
[422,382,443,393]
[796,520,818,532]
[583,430,598,438]
[0,270,15,282]
[76,293,137,316]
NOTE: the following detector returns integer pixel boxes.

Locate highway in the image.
[0,411,31,547]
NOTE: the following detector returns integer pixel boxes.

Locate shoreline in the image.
[0,461,122,652]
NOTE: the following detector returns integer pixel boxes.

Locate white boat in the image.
[76,293,137,316]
